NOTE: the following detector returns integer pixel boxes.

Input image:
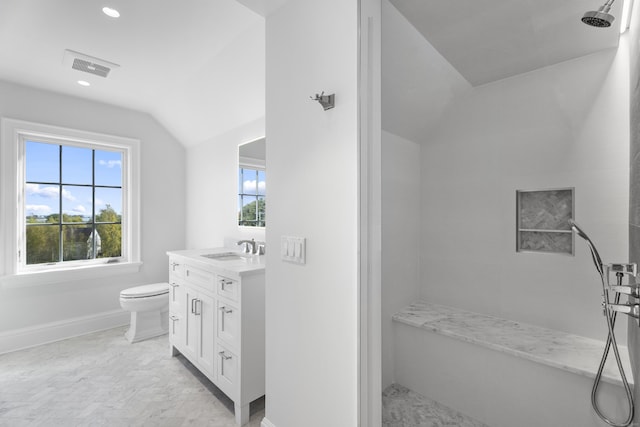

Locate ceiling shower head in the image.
[582,1,616,27]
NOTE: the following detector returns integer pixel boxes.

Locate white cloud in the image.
[25,204,52,215]
[243,180,266,193]
[98,159,122,168]
[72,205,86,213]
[95,198,105,206]
[26,183,57,198]
[62,189,75,201]
[26,183,75,201]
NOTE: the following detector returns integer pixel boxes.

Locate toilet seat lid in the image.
[121,283,169,298]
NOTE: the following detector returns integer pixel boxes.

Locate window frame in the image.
[238,155,266,229]
[1,118,141,287]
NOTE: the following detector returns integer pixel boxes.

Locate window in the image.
[238,166,266,227]
[1,118,140,285]
[24,141,123,265]
[237,137,266,228]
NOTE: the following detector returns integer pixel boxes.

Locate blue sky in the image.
[25,141,122,220]
[238,168,266,209]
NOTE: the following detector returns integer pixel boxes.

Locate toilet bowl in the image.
[119,283,169,343]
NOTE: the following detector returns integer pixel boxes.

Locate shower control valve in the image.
[605,263,637,277]
[609,285,640,298]
[607,303,640,325]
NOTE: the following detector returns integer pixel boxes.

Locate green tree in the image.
[26,223,59,264]
[239,199,266,227]
[96,204,122,258]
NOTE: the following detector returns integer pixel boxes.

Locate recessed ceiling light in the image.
[78,80,91,87]
[102,6,120,18]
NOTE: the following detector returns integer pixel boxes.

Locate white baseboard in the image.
[261,417,276,427]
[0,309,129,354]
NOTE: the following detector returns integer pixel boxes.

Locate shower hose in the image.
[592,270,635,427]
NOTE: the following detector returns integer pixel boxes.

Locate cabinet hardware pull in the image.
[169,282,179,288]
[219,351,232,376]
[194,299,201,316]
[219,306,233,331]
[220,278,233,290]
[191,298,196,314]
[171,262,180,271]
[169,315,179,334]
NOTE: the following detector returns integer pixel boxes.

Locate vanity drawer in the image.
[168,280,185,314]
[216,344,238,397]
[184,264,215,292]
[217,300,239,349]
[168,312,184,347]
[169,258,184,278]
[217,275,239,301]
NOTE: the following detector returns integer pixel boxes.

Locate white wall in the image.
[0,80,185,345]
[420,47,630,341]
[381,0,469,144]
[185,117,265,249]
[626,0,640,420]
[380,0,470,389]
[381,130,420,390]
[264,0,359,426]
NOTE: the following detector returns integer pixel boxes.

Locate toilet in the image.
[119,283,170,343]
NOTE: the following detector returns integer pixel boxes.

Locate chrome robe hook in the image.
[310,91,335,110]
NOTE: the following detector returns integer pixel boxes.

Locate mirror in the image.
[238,137,266,228]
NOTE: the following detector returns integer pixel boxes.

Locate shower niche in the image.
[516,188,574,255]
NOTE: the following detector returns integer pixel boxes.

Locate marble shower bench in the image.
[392,301,634,427]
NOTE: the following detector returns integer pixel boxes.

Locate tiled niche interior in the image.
[516,188,574,255]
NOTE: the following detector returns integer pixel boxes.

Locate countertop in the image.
[166,247,265,277]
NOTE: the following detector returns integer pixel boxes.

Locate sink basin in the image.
[201,252,247,261]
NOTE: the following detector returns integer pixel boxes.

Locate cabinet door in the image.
[184,288,199,361]
[196,293,216,377]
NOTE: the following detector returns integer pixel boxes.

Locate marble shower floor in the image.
[382,384,488,427]
[0,327,264,427]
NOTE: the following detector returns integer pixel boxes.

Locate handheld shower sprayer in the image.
[568,219,604,276]
[570,219,635,427]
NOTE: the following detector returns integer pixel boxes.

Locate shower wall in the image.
[419,46,630,342]
[381,130,420,389]
[380,0,468,389]
[381,0,631,389]
[627,0,640,423]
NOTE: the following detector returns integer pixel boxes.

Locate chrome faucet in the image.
[237,239,256,254]
[237,239,265,255]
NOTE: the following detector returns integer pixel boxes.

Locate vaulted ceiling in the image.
[389,0,623,86]
[0,0,626,148]
[0,0,267,147]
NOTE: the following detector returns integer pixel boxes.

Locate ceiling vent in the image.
[62,49,120,78]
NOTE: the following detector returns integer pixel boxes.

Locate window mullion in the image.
[58,145,63,263]
[92,149,96,260]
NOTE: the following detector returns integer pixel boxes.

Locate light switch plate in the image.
[281,236,306,264]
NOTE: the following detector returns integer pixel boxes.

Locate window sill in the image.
[0,262,143,289]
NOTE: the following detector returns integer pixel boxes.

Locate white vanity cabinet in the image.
[167,250,265,426]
